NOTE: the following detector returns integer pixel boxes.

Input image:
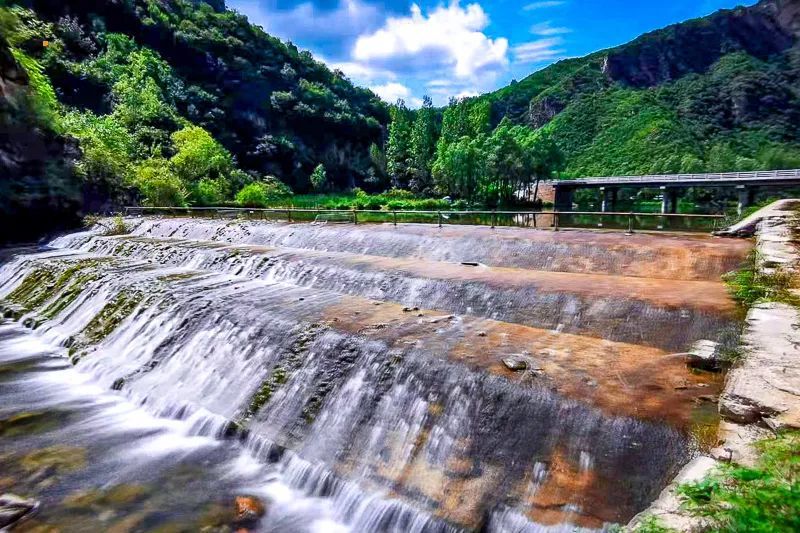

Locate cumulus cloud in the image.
[512,37,565,65]
[369,82,423,107]
[352,2,508,79]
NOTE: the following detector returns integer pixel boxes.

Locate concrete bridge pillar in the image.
[737,185,755,216]
[660,187,678,214]
[554,187,574,212]
[600,187,617,212]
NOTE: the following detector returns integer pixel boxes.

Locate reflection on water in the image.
[0,219,748,531]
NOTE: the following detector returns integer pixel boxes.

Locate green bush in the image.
[235,179,292,207]
[383,188,415,200]
[310,164,327,191]
[678,431,800,532]
[134,159,187,207]
[192,178,225,206]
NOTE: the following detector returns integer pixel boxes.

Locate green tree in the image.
[170,126,233,184]
[409,95,438,193]
[134,159,187,206]
[62,111,137,199]
[235,178,293,207]
[386,100,413,189]
[193,178,226,206]
[310,164,327,191]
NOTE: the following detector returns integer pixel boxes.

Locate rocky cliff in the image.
[0,37,80,244]
[603,0,800,87]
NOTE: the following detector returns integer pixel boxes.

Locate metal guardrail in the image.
[124,206,726,233]
[542,169,800,187]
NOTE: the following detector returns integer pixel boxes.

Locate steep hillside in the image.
[468,0,800,177]
[6,0,388,197]
[0,34,80,242]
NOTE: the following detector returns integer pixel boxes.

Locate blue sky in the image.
[228,0,754,106]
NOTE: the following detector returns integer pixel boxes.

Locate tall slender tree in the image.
[409,95,438,193]
[386,99,413,189]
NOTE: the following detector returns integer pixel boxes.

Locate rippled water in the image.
[0,219,748,531]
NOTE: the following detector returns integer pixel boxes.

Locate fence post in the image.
[491,210,496,229]
[438,211,442,228]
[393,211,397,226]
[627,213,634,234]
[532,213,537,228]
[353,208,358,225]
[554,212,559,231]
[287,209,292,223]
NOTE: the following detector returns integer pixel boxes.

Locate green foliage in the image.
[678,431,800,532]
[134,159,187,207]
[62,111,136,190]
[235,179,292,207]
[192,178,226,206]
[310,164,327,191]
[386,101,413,189]
[724,251,797,308]
[170,126,233,183]
[629,515,676,533]
[409,96,437,192]
[10,48,60,131]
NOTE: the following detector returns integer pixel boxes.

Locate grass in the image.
[678,431,800,532]
[723,251,798,309]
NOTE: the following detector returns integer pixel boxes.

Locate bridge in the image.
[543,169,800,214]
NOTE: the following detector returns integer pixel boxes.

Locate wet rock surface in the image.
[0,219,749,531]
[0,493,39,529]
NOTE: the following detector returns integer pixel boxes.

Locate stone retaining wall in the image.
[629,201,800,531]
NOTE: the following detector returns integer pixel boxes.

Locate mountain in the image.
[3,0,388,201]
[460,0,800,178]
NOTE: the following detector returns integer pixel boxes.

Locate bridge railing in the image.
[543,168,800,186]
[123,206,726,233]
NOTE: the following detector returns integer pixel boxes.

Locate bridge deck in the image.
[548,169,800,188]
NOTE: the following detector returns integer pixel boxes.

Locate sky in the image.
[227,0,753,107]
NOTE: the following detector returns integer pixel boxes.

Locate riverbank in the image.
[629,200,800,531]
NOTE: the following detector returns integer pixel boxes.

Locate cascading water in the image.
[0,218,750,532]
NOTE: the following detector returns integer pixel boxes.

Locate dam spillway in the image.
[0,218,751,532]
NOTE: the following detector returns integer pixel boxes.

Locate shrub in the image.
[384,188,415,200]
[310,164,327,191]
[193,178,225,206]
[134,159,187,207]
[235,178,292,207]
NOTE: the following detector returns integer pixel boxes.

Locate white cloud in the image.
[523,1,566,10]
[328,60,396,83]
[352,2,508,80]
[231,0,381,41]
[530,21,571,36]
[369,82,424,107]
[513,37,565,64]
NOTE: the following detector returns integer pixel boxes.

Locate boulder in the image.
[686,340,721,371]
[0,493,39,529]
[502,356,529,372]
[234,495,265,526]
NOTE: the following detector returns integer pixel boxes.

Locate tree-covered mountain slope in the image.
[4,0,388,203]
[460,0,800,178]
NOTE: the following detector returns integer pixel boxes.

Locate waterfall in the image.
[0,218,748,531]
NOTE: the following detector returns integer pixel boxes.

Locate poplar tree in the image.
[409,96,437,193]
[386,100,412,189]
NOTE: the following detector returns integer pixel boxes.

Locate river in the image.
[0,218,750,531]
